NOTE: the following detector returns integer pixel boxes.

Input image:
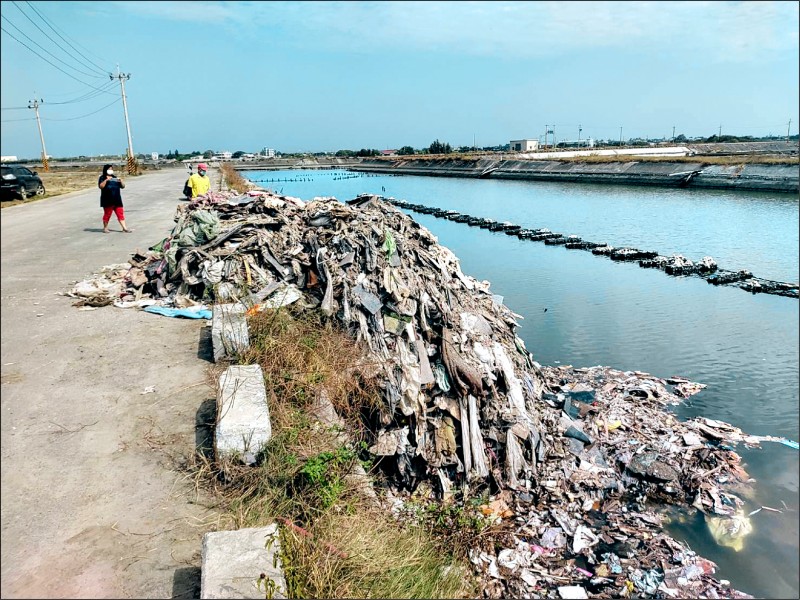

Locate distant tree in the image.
[397,146,416,155]
[356,148,380,157]
[428,139,452,154]
[232,151,245,158]
[674,134,687,143]
[203,150,214,158]
[335,149,356,157]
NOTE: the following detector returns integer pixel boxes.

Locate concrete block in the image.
[201,524,286,599]
[212,303,249,362]
[216,364,271,462]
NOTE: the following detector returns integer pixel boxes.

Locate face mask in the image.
[107,169,114,175]
[198,170,206,176]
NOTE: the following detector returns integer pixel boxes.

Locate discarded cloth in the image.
[143,305,211,319]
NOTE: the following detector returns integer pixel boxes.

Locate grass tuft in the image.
[188,307,475,598]
[220,163,253,193]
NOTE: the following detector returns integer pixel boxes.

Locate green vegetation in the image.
[427,139,453,154]
[191,308,477,598]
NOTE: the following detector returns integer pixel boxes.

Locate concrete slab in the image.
[212,302,250,361]
[216,364,272,462]
[201,524,286,599]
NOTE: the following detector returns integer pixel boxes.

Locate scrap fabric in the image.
[68,189,767,598]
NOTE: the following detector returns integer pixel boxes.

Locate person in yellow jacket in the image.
[188,163,211,198]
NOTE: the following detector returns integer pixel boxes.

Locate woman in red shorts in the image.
[98,164,132,233]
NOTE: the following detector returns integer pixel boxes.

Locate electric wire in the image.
[0,25,117,95]
[24,1,109,68]
[1,12,104,79]
[41,97,120,121]
[46,80,117,105]
[11,1,106,77]
[1,117,37,122]
[23,1,109,75]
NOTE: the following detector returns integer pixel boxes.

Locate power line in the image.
[23,1,109,75]
[46,80,117,105]
[1,117,37,122]
[11,1,106,76]
[25,1,108,67]
[0,25,116,95]
[0,81,116,115]
[2,12,103,79]
[42,97,120,121]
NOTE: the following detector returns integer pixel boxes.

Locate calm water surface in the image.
[244,169,799,599]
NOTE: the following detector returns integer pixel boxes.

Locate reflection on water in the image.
[243,169,799,598]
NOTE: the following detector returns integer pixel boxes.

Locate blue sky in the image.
[1,0,798,158]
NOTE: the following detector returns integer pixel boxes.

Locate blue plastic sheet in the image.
[143,305,212,319]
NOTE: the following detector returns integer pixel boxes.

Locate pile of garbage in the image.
[68,189,783,598]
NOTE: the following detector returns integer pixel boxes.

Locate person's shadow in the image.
[83,227,108,233]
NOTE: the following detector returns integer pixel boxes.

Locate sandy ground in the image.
[1,167,165,208]
[1,167,222,598]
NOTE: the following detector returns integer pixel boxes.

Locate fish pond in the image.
[242,168,799,599]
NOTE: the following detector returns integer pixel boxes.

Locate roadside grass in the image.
[1,169,99,208]
[190,308,477,599]
[220,163,252,194]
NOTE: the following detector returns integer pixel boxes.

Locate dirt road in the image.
[1,168,219,598]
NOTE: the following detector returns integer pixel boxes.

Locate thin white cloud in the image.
[106,1,800,62]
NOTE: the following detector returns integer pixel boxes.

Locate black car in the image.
[1,164,46,200]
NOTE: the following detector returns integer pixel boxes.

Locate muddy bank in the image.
[352,158,799,193]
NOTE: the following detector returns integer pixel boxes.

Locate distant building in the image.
[1,156,18,162]
[151,152,159,160]
[381,149,397,156]
[263,148,275,158]
[510,139,539,152]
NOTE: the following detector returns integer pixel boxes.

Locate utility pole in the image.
[672,125,676,143]
[544,124,549,149]
[578,124,582,146]
[27,97,49,171]
[619,126,623,147]
[718,124,722,139]
[788,119,792,142]
[111,66,137,175]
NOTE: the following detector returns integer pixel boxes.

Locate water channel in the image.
[242,168,799,599]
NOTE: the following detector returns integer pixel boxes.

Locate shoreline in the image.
[69,180,784,598]
[350,157,800,194]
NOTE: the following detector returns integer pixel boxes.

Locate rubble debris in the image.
[71,188,768,598]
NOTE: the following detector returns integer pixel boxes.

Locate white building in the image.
[263,148,275,158]
[510,139,540,152]
[151,152,159,160]
[211,151,233,161]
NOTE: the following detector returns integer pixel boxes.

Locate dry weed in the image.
[220,163,252,193]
